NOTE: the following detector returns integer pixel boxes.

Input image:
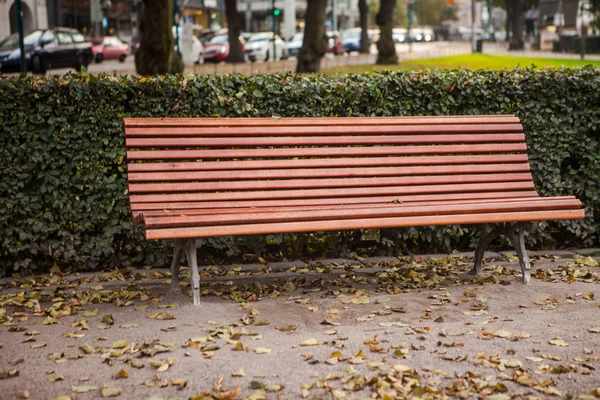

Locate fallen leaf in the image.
[48,375,64,383]
[172,378,187,390]
[101,386,122,397]
[549,338,569,346]
[82,308,98,317]
[147,312,176,320]
[588,327,600,333]
[114,369,128,379]
[232,368,246,377]
[300,338,319,346]
[254,347,272,354]
[111,340,129,349]
[72,386,97,393]
[43,317,59,325]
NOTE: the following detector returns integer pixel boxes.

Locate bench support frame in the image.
[170,238,202,305]
[171,222,538,305]
[471,222,537,283]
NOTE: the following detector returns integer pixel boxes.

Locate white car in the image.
[245,32,286,62]
[173,25,205,65]
[286,33,303,57]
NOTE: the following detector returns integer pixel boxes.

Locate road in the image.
[35,41,470,76]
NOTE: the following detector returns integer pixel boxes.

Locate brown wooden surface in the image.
[127,144,529,160]
[130,190,542,212]
[128,173,534,193]
[128,164,531,182]
[143,199,582,228]
[129,182,537,205]
[134,194,553,216]
[123,115,584,240]
[127,154,530,172]
[124,115,520,128]
[125,133,526,147]
[145,210,585,240]
[125,125,524,137]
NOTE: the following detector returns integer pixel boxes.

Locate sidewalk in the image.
[1,249,599,399]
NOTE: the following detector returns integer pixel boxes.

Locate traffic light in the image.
[273,8,281,16]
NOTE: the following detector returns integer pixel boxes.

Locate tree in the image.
[224,0,245,62]
[296,0,329,73]
[588,0,600,31]
[376,0,398,64]
[413,0,457,27]
[135,0,183,75]
[505,0,524,50]
[358,0,371,53]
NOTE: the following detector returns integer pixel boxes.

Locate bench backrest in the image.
[124,116,537,217]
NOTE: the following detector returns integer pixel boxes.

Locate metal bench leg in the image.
[170,239,184,290]
[471,222,534,283]
[471,225,499,276]
[509,224,531,284]
[184,239,201,305]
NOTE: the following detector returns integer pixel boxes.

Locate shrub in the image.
[1,69,598,275]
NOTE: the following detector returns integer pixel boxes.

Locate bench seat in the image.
[124,115,585,304]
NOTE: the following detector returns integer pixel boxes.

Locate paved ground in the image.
[1,249,599,399]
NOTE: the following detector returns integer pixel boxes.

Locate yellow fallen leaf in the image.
[254,347,271,354]
[300,338,319,346]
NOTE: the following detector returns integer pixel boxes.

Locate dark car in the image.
[0,27,92,74]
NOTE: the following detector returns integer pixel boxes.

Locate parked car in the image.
[392,28,407,43]
[0,27,92,73]
[327,31,345,55]
[341,28,361,52]
[90,36,129,63]
[286,33,303,57]
[244,32,286,62]
[202,34,246,62]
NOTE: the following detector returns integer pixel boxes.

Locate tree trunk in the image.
[224,0,245,62]
[296,0,329,73]
[506,0,524,50]
[135,0,183,75]
[358,0,370,53]
[376,0,398,65]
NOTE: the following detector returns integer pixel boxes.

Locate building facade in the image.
[1,0,49,40]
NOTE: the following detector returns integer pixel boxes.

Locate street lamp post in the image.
[14,0,26,74]
[407,0,414,53]
[471,0,476,53]
[580,0,586,60]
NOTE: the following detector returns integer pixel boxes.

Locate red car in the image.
[90,36,129,63]
[202,34,246,62]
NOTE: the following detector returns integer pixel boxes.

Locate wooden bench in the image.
[124,115,585,304]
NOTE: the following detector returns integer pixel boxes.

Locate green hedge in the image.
[1,69,599,275]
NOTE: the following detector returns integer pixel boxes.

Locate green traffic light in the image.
[273,9,281,16]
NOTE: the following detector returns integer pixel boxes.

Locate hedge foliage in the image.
[1,69,599,275]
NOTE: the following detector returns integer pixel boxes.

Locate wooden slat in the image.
[128,163,531,182]
[123,115,520,128]
[133,192,545,214]
[129,181,536,204]
[145,209,585,240]
[143,199,582,228]
[128,172,534,193]
[127,155,530,173]
[125,124,524,137]
[127,144,528,160]
[125,134,525,148]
